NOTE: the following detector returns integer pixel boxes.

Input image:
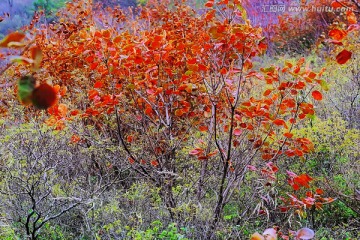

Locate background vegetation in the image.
[0,0,359,239]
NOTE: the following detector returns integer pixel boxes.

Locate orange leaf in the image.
[250,232,264,240]
[0,31,26,48]
[346,11,357,24]
[175,109,183,116]
[29,46,43,71]
[71,134,81,143]
[199,125,208,132]
[53,85,61,94]
[262,154,272,160]
[311,90,322,101]
[336,49,352,64]
[328,29,346,41]
[113,35,122,44]
[88,89,99,100]
[294,174,313,188]
[102,29,111,39]
[284,132,293,138]
[58,104,68,117]
[263,89,272,96]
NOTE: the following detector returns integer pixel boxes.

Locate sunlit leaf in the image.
[30,46,43,71]
[328,29,346,41]
[296,228,315,239]
[10,56,34,65]
[346,11,357,24]
[250,232,264,240]
[58,103,68,117]
[318,80,329,91]
[262,228,277,240]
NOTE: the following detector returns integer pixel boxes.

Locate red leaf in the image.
[273,119,287,128]
[331,1,342,8]
[284,132,293,138]
[292,183,300,191]
[128,157,135,164]
[187,58,197,64]
[311,90,323,101]
[205,0,214,7]
[316,188,324,195]
[336,49,352,64]
[31,83,57,109]
[150,160,159,167]
[94,81,103,88]
[145,107,153,115]
[127,135,133,143]
[134,56,143,64]
[294,174,313,188]
[220,67,227,75]
[199,125,208,132]
[90,62,99,70]
[262,154,272,160]
[70,110,79,116]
